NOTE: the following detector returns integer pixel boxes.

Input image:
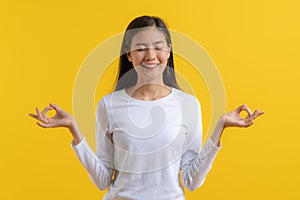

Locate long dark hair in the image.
[114,15,180,91]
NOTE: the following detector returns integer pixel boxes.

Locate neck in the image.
[136,75,164,86]
[127,83,171,101]
[135,76,165,94]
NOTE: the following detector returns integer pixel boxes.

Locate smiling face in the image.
[126,27,171,84]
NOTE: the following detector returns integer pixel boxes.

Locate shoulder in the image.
[96,89,126,107]
[171,88,202,115]
[172,88,201,105]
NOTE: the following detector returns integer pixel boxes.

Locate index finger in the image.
[237,104,253,115]
[41,106,53,117]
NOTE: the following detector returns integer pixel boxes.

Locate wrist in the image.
[218,115,226,130]
[68,119,82,145]
[67,118,76,129]
[210,118,225,147]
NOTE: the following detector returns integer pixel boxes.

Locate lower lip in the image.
[142,64,159,70]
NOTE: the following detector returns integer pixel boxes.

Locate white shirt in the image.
[72,87,221,200]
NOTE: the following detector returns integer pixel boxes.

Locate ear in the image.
[167,43,172,58]
[126,52,132,62]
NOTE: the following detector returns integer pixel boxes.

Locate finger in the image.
[36,107,48,123]
[35,107,42,121]
[49,103,61,112]
[251,109,265,120]
[245,109,258,123]
[240,120,254,127]
[244,105,253,116]
[41,106,52,117]
[36,121,55,128]
[28,113,39,120]
[40,107,52,123]
[252,109,260,119]
[236,104,246,113]
[36,121,49,128]
[256,110,265,117]
[244,121,254,127]
[236,104,251,114]
[234,120,254,128]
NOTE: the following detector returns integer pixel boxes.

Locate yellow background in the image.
[1,0,299,199]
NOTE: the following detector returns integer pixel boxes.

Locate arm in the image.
[29,101,114,190]
[72,99,114,190]
[181,100,264,191]
[180,98,221,191]
[71,137,113,190]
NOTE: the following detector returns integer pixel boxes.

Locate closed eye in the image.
[136,48,147,52]
[134,47,166,52]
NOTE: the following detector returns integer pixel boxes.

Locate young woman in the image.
[29,16,264,200]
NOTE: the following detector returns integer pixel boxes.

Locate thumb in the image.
[49,103,61,112]
[236,104,246,113]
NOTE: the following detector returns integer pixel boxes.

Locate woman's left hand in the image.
[223,104,265,128]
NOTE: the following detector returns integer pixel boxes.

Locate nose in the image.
[145,48,156,60]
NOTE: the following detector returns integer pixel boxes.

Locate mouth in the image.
[141,63,160,70]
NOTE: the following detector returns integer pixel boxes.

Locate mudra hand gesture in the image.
[223,104,265,128]
[28,103,74,128]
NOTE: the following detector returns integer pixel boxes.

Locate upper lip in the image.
[142,63,159,65]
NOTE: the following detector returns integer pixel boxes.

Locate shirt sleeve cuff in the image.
[208,137,222,149]
[70,137,86,149]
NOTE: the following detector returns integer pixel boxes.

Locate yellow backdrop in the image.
[1,0,299,199]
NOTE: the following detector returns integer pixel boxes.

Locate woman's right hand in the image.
[28,103,74,128]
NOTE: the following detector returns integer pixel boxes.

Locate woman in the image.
[29,16,264,199]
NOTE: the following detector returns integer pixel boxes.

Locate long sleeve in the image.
[71,98,114,190]
[180,97,221,191]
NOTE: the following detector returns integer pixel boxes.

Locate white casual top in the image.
[72,87,221,200]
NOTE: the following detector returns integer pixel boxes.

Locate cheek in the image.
[130,53,143,63]
[157,51,170,62]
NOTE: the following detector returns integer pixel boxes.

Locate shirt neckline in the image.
[122,87,175,103]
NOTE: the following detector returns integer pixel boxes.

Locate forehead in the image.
[131,27,167,45]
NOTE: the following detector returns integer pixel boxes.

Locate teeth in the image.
[142,64,159,68]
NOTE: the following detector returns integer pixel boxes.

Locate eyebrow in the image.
[133,41,165,46]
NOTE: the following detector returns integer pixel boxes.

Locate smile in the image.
[141,63,160,69]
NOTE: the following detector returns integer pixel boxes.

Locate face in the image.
[126,27,171,83]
